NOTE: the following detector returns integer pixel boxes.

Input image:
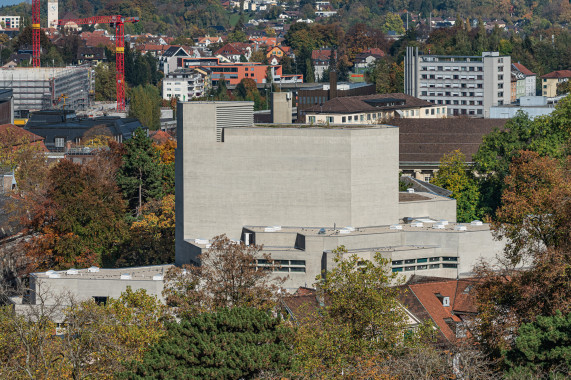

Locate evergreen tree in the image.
[128,84,161,130]
[117,128,164,216]
[305,58,315,83]
[121,307,293,379]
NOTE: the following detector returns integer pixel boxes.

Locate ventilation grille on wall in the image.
[215,105,254,142]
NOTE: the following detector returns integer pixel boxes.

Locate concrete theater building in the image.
[176,101,504,290]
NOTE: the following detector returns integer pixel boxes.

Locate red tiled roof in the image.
[512,62,535,76]
[408,280,463,342]
[361,47,385,57]
[541,70,571,79]
[0,124,47,151]
[311,49,336,61]
[149,130,172,144]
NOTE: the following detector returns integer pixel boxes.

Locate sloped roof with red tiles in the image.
[149,130,172,145]
[407,280,469,342]
[82,35,113,48]
[541,70,571,79]
[0,124,47,151]
[361,47,385,57]
[512,62,535,76]
[311,48,336,62]
[452,279,478,314]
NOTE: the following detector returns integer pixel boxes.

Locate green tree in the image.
[504,311,571,377]
[432,150,481,222]
[117,128,164,216]
[473,98,570,217]
[383,12,405,34]
[305,57,315,83]
[128,84,161,130]
[114,195,175,267]
[94,62,117,101]
[293,248,432,377]
[121,307,293,379]
[26,158,128,271]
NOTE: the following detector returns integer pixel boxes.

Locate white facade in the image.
[405,48,511,118]
[0,16,20,29]
[162,69,208,101]
[47,0,58,28]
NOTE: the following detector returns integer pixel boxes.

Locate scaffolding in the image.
[0,66,90,113]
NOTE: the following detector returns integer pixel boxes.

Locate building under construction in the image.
[0,66,91,115]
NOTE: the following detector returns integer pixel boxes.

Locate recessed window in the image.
[392,260,403,265]
[342,116,346,123]
[55,137,65,148]
[405,259,415,264]
[405,266,415,271]
[429,257,440,262]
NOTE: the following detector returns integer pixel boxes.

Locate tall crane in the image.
[57,15,140,111]
[32,0,40,67]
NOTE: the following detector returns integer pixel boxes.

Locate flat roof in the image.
[32,264,173,280]
[248,124,395,129]
[244,221,490,236]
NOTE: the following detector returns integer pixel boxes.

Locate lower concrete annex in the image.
[176,101,504,290]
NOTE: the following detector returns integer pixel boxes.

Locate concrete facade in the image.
[176,102,399,248]
[404,47,511,118]
[27,265,171,305]
[176,101,503,290]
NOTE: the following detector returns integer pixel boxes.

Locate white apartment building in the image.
[0,16,20,29]
[405,47,511,118]
[162,68,210,101]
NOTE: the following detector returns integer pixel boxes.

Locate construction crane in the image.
[57,15,140,111]
[32,0,40,67]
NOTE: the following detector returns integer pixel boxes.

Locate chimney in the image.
[329,70,338,99]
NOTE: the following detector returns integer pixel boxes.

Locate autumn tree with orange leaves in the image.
[475,151,571,362]
[26,159,128,272]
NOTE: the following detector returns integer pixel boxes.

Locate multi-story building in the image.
[540,70,571,97]
[178,57,300,87]
[311,48,336,81]
[0,16,20,29]
[162,68,210,101]
[404,47,511,118]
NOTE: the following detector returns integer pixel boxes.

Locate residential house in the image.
[250,36,279,47]
[266,45,293,61]
[215,43,254,62]
[159,46,191,75]
[512,62,536,97]
[353,48,385,71]
[397,276,479,345]
[311,48,336,81]
[540,70,571,97]
[195,35,225,48]
[76,47,106,65]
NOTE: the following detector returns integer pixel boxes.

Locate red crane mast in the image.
[57,16,140,111]
[32,0,40,67]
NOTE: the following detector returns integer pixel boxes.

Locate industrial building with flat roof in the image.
[0,67,91,114]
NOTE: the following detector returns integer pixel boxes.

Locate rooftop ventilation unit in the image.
[48,273,61,279]
[264,226,282,232]
[152,274,164,281]
[318,228,326,234]
[88,266,100,273]
[66,268,79,275]
[407,188,415,193]
[439,220,449,225]
[411,221,423,228]
[45,270,55,275]
[455,225,467,231]
[390,224,403,230]
[194,238,209,245]
[339,227,352,234]
[120,273,132,280]
[471,220,483,226]
[432,223,445,229]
